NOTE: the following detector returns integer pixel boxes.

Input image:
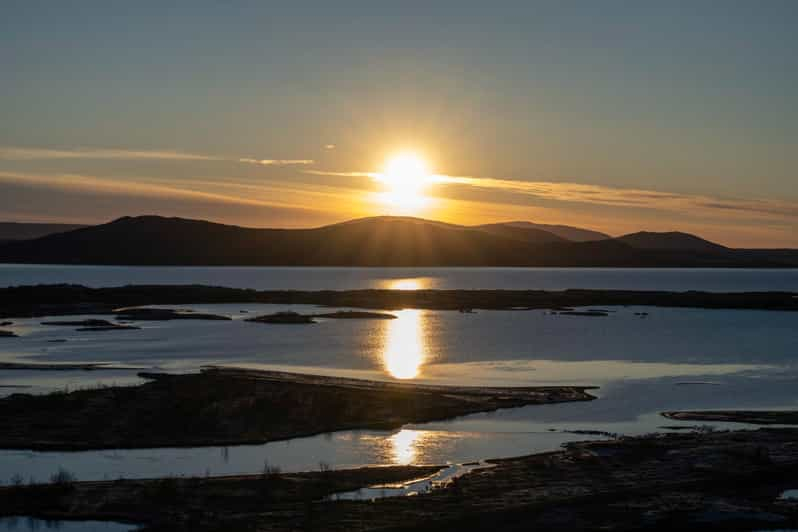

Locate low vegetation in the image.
[3,429,798,531]
[0,367,595,450]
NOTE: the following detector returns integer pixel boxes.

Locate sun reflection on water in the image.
[381,309,427,379]
[383,278,431,290]
[390,429,422,465]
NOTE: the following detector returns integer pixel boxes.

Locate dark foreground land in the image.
[664,410,798,425]
[3,428,797,531]
[0,368,595,450]
[1,284,797,318]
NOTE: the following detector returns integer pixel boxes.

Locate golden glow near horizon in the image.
[381,309,427,379]
[374,152,433,214]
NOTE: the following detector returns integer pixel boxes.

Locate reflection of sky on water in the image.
[1,304,797,483]
[2,305,796,388]
[0,517,134,531]
[2,369,797,483]
[2,265,797,292]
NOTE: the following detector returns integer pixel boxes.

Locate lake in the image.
[1,298,796,483]
[1,264,798,292]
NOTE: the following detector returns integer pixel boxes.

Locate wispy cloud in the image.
[0,147,217,162]
[0,171,319,212]
[238,158,315,166]
[431,174,798,221]
[307,168,798,222]
[0,146,314,166]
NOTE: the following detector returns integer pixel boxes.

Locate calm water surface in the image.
[0,518,134,531]
[1,302,796,482]
[1,265,797,292]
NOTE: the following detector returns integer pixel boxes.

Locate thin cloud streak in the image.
[0,147,217,162]
[238,158,315,166]
[307,169,798,222]
[0,147,314,166]
[433,174,798,221]
[0,171,321,213]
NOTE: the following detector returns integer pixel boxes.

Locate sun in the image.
[375,152,432,213]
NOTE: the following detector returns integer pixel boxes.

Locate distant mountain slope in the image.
[617,231,728,252]
[0,222,87,241]
[0,215,637,266]
[500,221,611,242]
[473,223,568,244]
[0,215,793,267]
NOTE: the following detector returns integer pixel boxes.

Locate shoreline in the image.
[0,367,597,451]
[2,428,797,531]
[663,410,798,425]
[1,284,797,318]
[0,362,144,371]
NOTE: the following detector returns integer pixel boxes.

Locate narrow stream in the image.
[328,461,493,500]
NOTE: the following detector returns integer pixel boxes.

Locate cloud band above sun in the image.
[306,167,798,224]
[0,146,314,166]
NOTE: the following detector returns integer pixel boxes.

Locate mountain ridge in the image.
[499,221,611,242]
[0,215,795,267]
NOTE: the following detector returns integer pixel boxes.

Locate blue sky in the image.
[1,1,797,246]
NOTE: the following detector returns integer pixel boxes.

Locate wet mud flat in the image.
[1,284,797,318]
[0,367,596,450]
[3,429,798,531]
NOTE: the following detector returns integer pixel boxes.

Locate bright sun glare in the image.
[375,152,432,213]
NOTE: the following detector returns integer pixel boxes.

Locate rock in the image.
[556,311,609,317]
[41,318,141,331]
[76,325,141,331]
[41,319,116,327]
[0,330,18,337]
[246,312,316,324]
[313,311,396,320]
[113,308,231,321]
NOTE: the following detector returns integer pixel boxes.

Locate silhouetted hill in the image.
[0,215,793,267]
[0,222,87,241]
[500,221,611,242]
[617,231,728,252]
[474,223,569,244]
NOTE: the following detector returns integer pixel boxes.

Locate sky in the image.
[1,1,797,247]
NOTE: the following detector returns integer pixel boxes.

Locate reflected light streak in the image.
[384,278,429,290]
[388,429,446,465]
[381,309,427,379]
[390,429,421,465]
